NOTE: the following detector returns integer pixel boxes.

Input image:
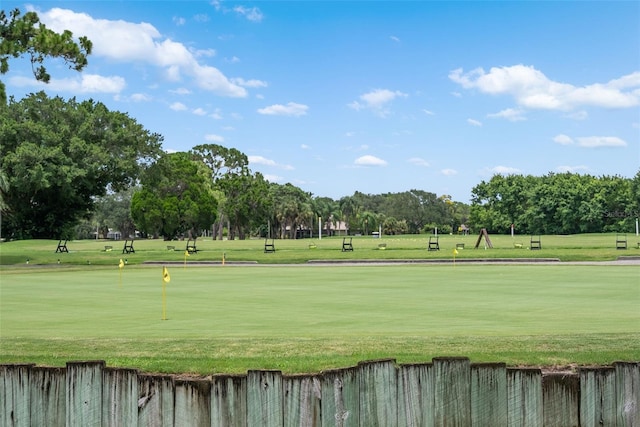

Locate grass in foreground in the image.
[1,264,638,374]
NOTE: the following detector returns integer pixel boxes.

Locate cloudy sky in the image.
[4,1,639,202]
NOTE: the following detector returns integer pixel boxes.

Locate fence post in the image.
[66,360,105,427]
[615,361,640,426]
[471,362,507,425]
[283,374,321,426]
[137,374,174,427]
[0,363,34,427]
[397,363,434,427]
[247,370,283,426]
[174,379,211,427]
[102,367,139,427]
[320,366,359,427]
[579,367,616,426]
[433,357,471,426]
[542,373,579,426]
[30,366,66,427]
[358,359,397,426]
[507,367,542,426]
[211,374,247,427]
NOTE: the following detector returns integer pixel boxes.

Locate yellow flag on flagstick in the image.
[119,259,124,269]
[453,248,459,256]
[163,266,170,283]
[184,250,190,257]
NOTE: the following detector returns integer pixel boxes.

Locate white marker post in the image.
[636,217,639,237]
[319,217,322,240]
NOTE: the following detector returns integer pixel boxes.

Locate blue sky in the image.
[4,1,639,203]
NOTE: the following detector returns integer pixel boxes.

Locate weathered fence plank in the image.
[433,357,471,426]
[0,363,33,427]
[358,359,398,426]
[507,367,542,427]
[137,374,174,427]
[102,367,139,427]
[174,379,211,427]
[615,361,640,426]
[471,362,507,426]
[29,366,66,427]
[3,358,640,426]
[211,374,247,427]
[247,370,283,426]
[320,366,359,427]
[283,374,321,427]
[579,367,616,427]
[66,360,104,427]
[542,373,579,427]
[397,363,434,427]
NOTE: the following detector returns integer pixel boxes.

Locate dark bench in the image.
[264,238,276,253]
[530,235,541,250]
[104,245,113,252]
[342,237,353,252]
[428,236,439,251]
[186,238,198,254]
[55,239,68,253]
[122,239,135,254]
[616,234,627,250]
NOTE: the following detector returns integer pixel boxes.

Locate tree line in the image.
[1,7,637,241]
[470,172,640,235]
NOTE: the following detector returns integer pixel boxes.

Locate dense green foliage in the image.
[0,93,163,239]
[0,8,92,104]
[131,152,217,239]
[470,172,639,235]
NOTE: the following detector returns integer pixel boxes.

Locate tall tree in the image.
[131,152,217,240]
[0,8,92,104]
[0,93,163,239]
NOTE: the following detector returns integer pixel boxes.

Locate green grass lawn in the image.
[0,232,639,265]
[1,263,638,374]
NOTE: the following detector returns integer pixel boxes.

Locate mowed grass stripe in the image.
[1,264,638,373]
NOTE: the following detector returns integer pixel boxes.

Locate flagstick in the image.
[162,280,167,320]
[119,269,122,288]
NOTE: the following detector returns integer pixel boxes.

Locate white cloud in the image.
[130,93,151,102]
[205,134,225,142]
[408,157,430,167]
[556,165,589,173]
[249,155,294,170]
[390,35,400,43]
[301,144,311,150]
[257,102,308,117]
[449,65,640,111]
[170,87,191,95]
[490,166,522,175]
[553,134,574,145]
[576,136,627,148]
[553,134,627,148]
[37,7,248,97]
[232,78,268,88]
[441,168,458,176]
[170,102,187,111]
[487,108,526,122]
[10,74,126,94]
[262,174,283,183]
[173,16,186,26]
[233,5,264,22]
[192,108,207,116]
[348,89,408,117]
[354,155,388,166]
[467,118,482,127]
[422,109,435,116]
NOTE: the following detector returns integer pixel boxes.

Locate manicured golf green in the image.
[1,263,638,374]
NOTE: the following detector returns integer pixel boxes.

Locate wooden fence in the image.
[1,357,638,426]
